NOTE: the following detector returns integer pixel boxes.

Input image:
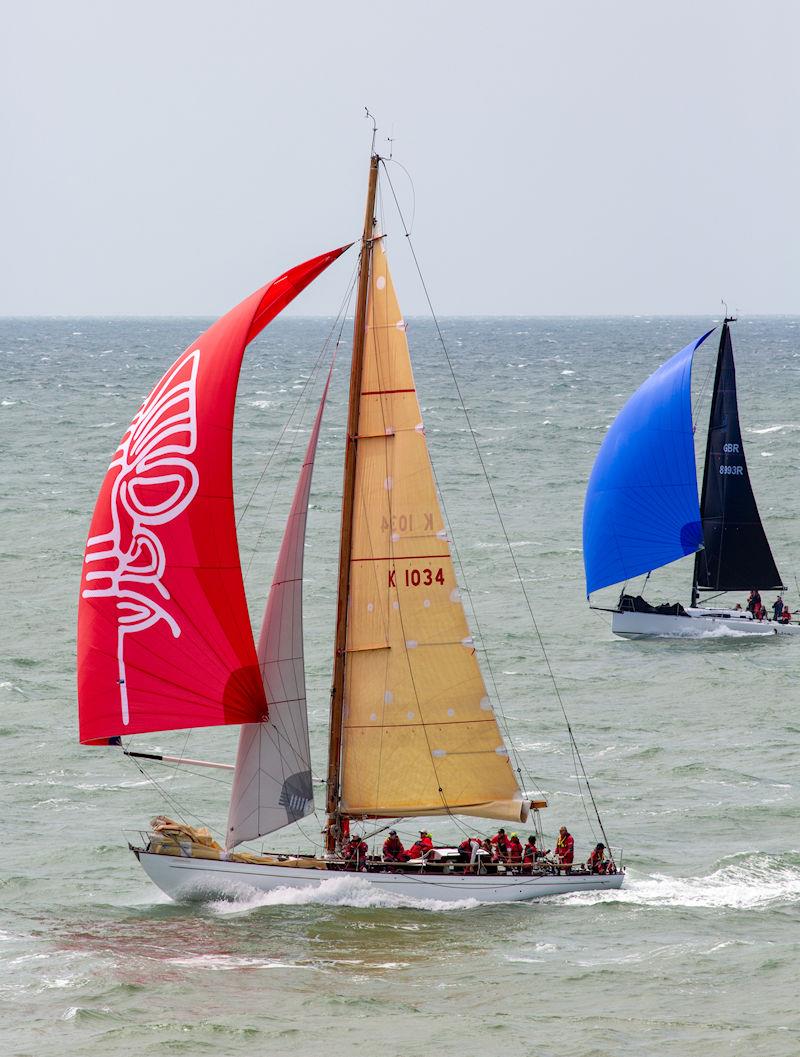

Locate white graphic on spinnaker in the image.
[82,349,200,724]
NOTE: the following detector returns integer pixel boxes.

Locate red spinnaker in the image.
[77,245,349,745]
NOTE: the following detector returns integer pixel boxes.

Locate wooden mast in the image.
[325,152,379,852]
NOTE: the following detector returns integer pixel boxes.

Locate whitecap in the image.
[547,856,800,910]
[205,875,482,915]
[167,954,312,971]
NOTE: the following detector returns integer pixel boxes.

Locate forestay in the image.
[77,246,348,745]
[694,323,783,592]
[338,238,527,824]
[583,330,714,596]
[226,366,333,848]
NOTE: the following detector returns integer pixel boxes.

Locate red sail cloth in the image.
[77,246,349,745]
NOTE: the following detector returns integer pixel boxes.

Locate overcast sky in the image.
[2,1,798,316]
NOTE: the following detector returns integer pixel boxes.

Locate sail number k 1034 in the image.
[389,568,446,588]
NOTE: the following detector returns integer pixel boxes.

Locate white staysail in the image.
[226,367,332,849]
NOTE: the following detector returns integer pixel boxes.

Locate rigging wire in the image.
[380,159,612,851]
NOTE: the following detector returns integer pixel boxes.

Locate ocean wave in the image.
[204,875,481,915]
[549,853,800,910]
[747,424,795,434]
[166,953,313,971]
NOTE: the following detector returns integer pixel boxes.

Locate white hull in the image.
[611,608,800,639]
[135,849,624,905]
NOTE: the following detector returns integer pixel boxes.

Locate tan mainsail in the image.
[338,238,528,824]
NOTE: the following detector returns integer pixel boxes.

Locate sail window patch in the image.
[376,275,386,290]
[384,691,393,704]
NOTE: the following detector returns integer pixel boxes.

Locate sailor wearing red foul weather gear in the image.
[491,828,509,859]
[404,831,434,861]
[522,835,548,873]
[382,830,405,862]
[457,838,474,863]
[342,835,368,871]
[586,842,607,874]
[555,826,575,872]
[507,833,523,864]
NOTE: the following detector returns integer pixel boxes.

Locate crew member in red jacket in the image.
[404,831,434,861]
[342,834,368,871]
[522,835,548,872]
[506,833,523,864]
[555,826,575,872]
[586,842,607,874]
[382,830,405,862]
[491,828,509,860]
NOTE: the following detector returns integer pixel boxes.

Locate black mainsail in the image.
[692,321,783,602]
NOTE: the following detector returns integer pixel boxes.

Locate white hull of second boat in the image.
[611,608,800,639]
[135,849,624,905]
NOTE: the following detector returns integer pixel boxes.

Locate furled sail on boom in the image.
[77,246,349,746]
[226,365,334,848]
[338,238,527,824]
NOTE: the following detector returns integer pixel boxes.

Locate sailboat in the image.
[583,320,796,639]
[77,149,623,904]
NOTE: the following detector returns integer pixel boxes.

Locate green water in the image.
[2,315,798,1056]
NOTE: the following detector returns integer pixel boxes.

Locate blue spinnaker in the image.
[583,330,715,597]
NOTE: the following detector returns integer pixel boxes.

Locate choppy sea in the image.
[2,315,799,1056]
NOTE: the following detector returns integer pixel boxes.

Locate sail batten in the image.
[77,246,348,746]
[337,236,525,824]
[693,323,783,594]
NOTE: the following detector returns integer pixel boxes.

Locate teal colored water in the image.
[2,315,799,1057]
